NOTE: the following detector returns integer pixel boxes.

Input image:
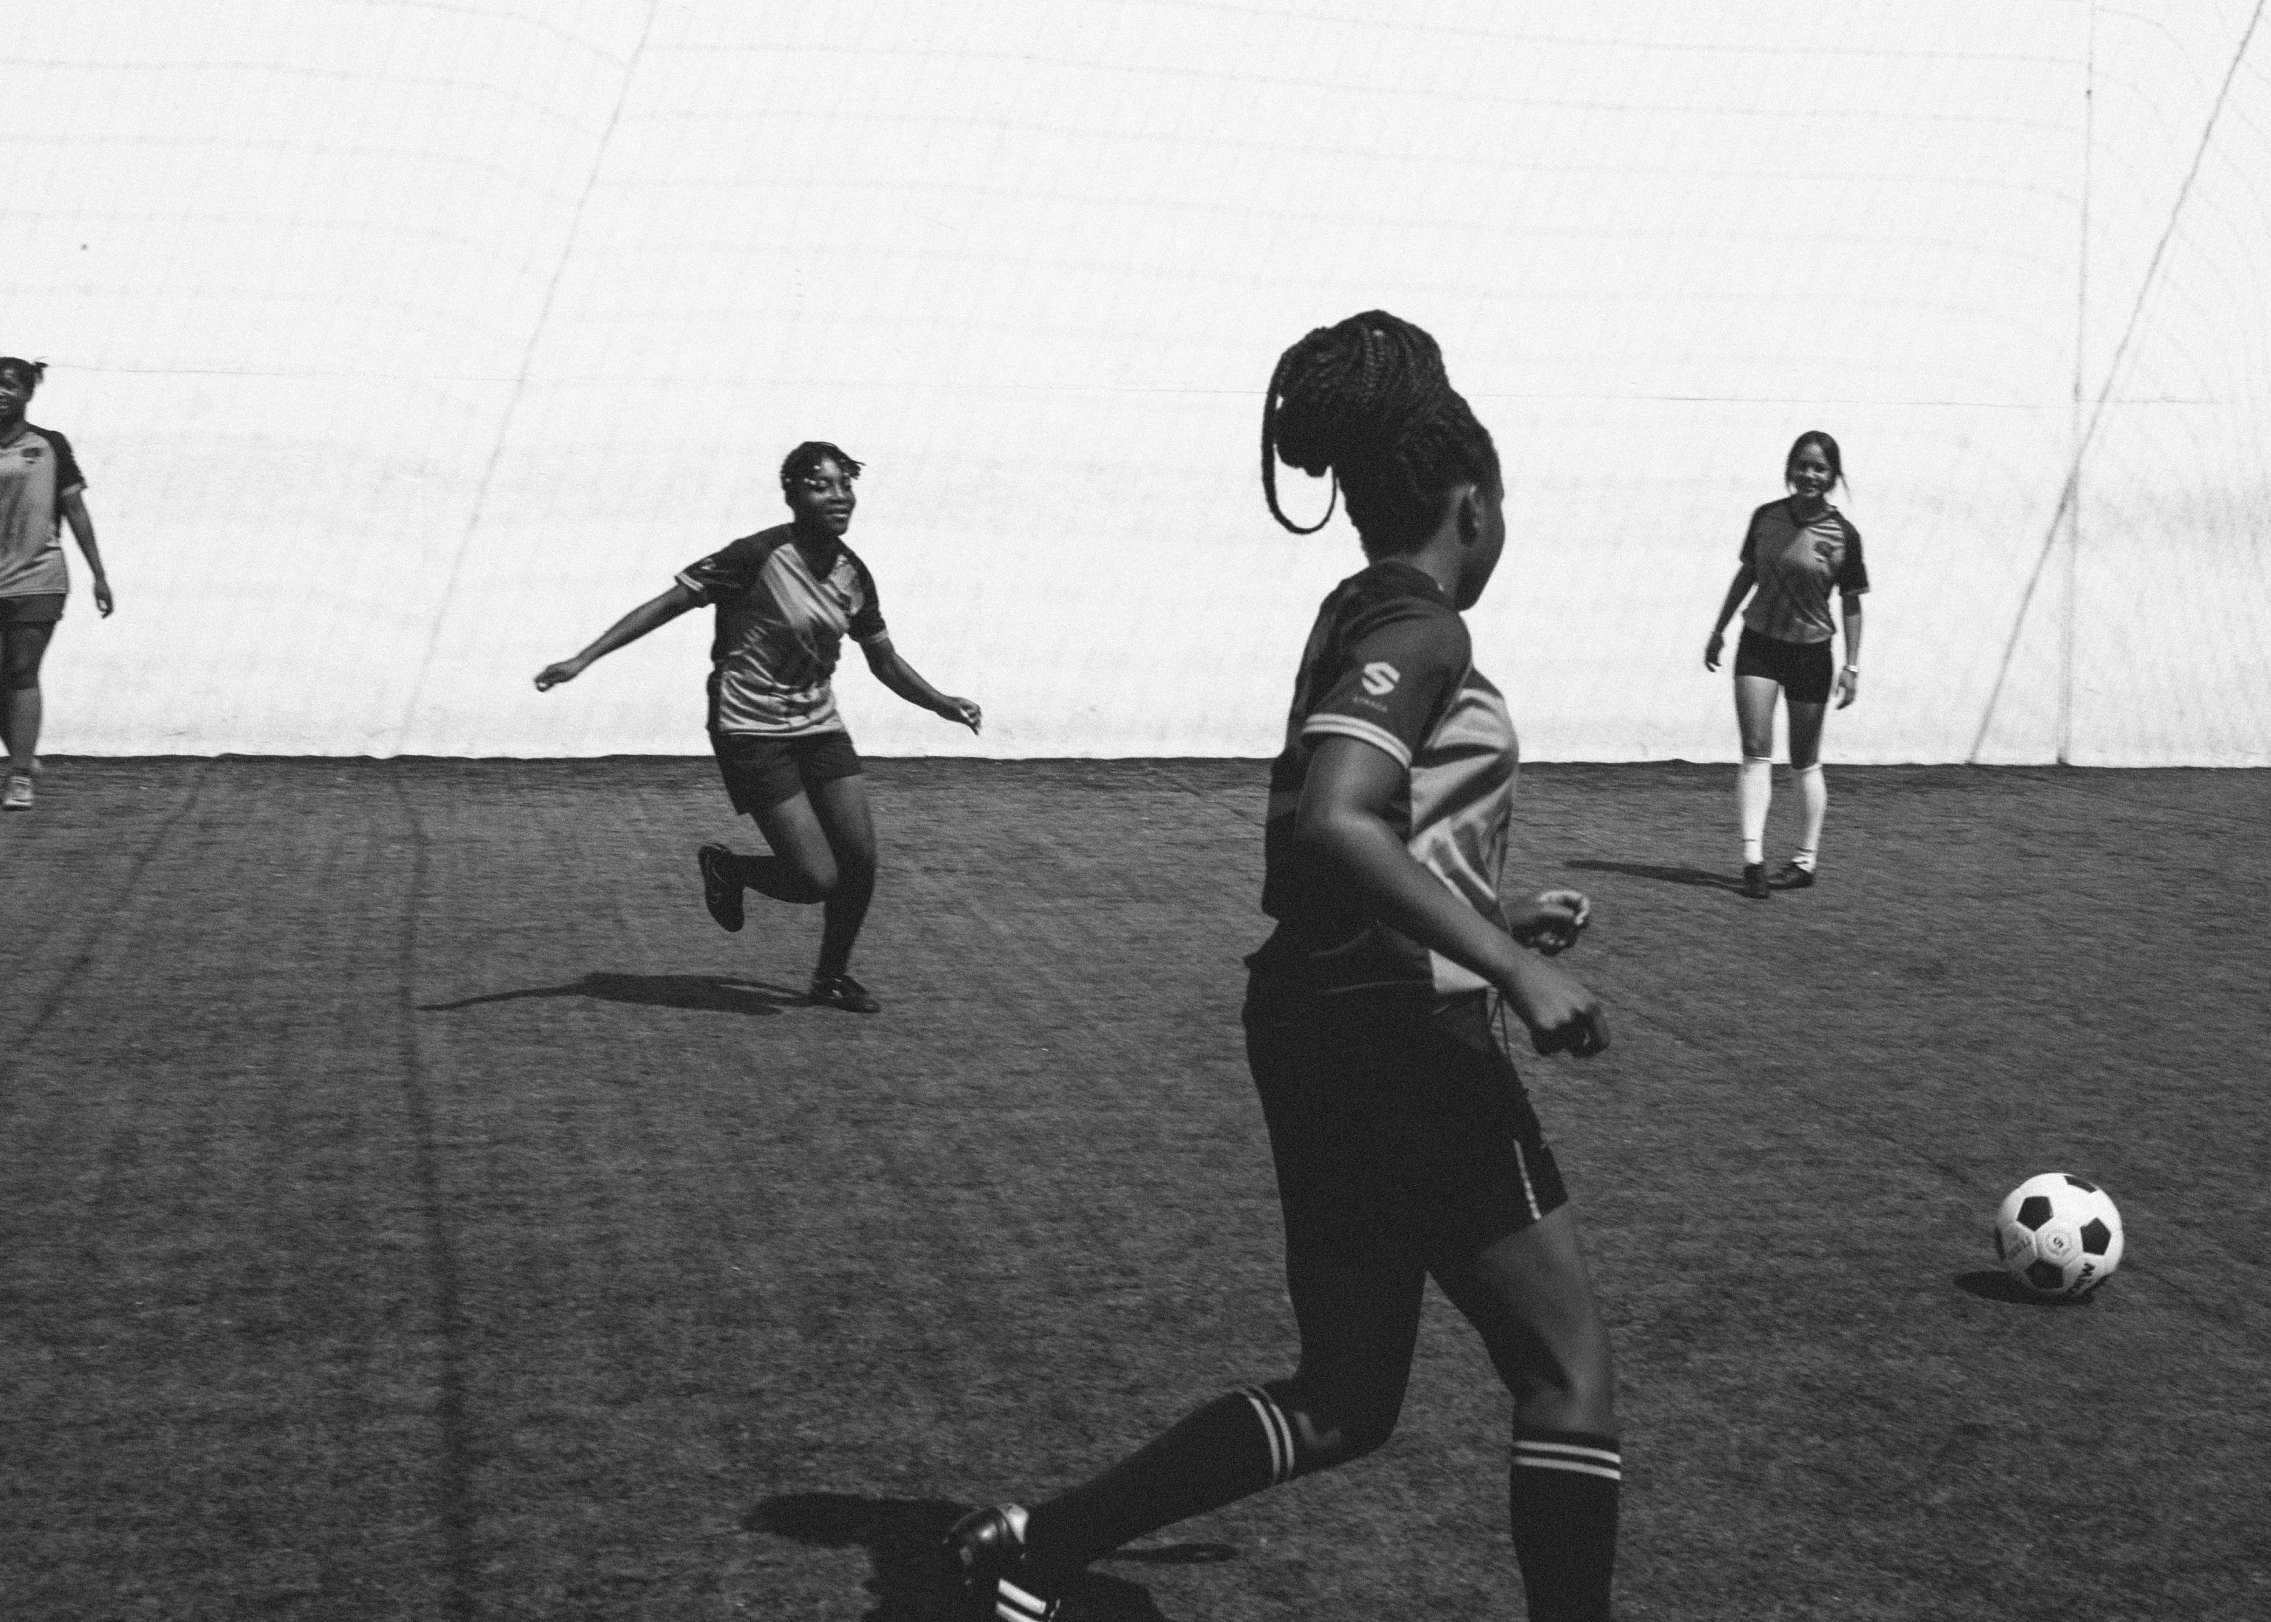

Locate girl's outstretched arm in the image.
[535,582,699,690]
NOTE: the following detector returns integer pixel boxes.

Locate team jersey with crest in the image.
[675,524,888,736]
[1247,558,1520,1002]
[0,424,86,598]
[1739,498,1868,645]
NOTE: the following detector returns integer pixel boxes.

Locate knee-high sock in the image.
[1793,763,1827,870]
[1737,756,1772,865]
[1021,1384,1304,1581]
[1510,1430,1620,1622]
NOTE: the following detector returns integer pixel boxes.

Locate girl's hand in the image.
[1509,889,1592,955]
[93,578,114,617]
[1704,630,1725,671]
[1836,667,1859,709]
[939,696,982,734]
[533,659,583,692]
[1500,953,1610,1057]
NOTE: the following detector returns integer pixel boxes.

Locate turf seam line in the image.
[388,773,482,1620]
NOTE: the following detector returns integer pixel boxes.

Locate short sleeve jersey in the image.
[1739,498,1868,645]
[1248,559,1521,1001]
[0,424,86,599]
[674,524,888,736]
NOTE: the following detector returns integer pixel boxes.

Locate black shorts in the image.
[1734,627,1834,704]
[0,594,65,627]
[710,728,863,815]
[1243,980,1569,1274]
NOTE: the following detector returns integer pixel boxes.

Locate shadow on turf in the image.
[419,972,807,1016]
[751,1492,1231,1620]
[1565,857,1743,892]
[1953,1268,2101,1307]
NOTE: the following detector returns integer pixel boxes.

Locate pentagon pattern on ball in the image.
[1994,1173,2127,1299]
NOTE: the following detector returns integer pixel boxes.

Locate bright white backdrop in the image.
[7,1,2267,762]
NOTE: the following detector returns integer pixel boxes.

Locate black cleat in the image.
[808,970,881,1014]
[942,1505,1060,1621]
[697,843,744,932]
[1741,862,1771,900]
[1768,861,1816,890]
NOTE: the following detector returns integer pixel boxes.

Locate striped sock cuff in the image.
[1238,1384,1301,1485]
[993,1573,1056,1622]
[1515,1431,1622,1484]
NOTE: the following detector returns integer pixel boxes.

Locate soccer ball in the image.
[1995,1173,2124,1298]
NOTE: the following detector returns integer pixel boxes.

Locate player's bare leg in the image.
[805,773,879,1008]
[1777,699,1829,886]
[2,624,51,808]
[973,1252,1425,1606]
[1437,1207,1620,1621]
[743,789,838,901]
[1734,673,1780,896]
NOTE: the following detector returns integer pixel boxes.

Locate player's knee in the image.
[3,665,38,694]
[1507,1331,1615,1424]
[1280,1374,1403,1466]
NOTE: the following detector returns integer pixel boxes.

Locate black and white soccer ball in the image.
[1995,1173,2124,1298]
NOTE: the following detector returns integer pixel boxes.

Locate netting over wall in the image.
[7,1,2266,762]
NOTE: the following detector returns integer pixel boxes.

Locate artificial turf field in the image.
[2,757,2266,1622]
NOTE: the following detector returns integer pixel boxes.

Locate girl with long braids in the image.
[0,357,113,811]
[945,313,1622,1622]
[535,441,980,1013]
[1702,431,1868,898]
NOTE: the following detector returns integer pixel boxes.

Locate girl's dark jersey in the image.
[1248,559,1522,1002]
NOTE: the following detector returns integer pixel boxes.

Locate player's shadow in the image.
[419,972,806,1016]
[1953,1269,2099,1307]
[1566,857,1743,893]
[749,1493,1231,1621]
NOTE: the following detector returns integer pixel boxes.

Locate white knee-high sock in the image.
[1738,757,1772,865]
[1794,763,1827,870]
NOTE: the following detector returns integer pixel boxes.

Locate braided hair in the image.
[1262,311,1498,550]
[779,440,863,488]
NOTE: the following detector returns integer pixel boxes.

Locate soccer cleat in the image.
[808,969,881,1014]
[697,843,744,932]
[942,1505,1061,1622]
[1768,861,1816,890]
[2,773,32,811]
[1740,862,1770,899]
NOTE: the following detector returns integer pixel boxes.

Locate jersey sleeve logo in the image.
[1360,661,1401,697]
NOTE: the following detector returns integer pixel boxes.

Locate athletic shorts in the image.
[1734,626,1834,704]
[710,728,863,815]
[0,594,65,627]
[1243,979,1569,1274]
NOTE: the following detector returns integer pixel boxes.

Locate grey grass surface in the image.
[3,759,2266,1621]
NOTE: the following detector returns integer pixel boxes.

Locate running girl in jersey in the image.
[0,358,113,812]
[1703,431,1868,899]
[534,441,980,1013]
[945,313,1621,1622]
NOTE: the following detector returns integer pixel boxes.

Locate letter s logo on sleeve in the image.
[1360,661,1400,697]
